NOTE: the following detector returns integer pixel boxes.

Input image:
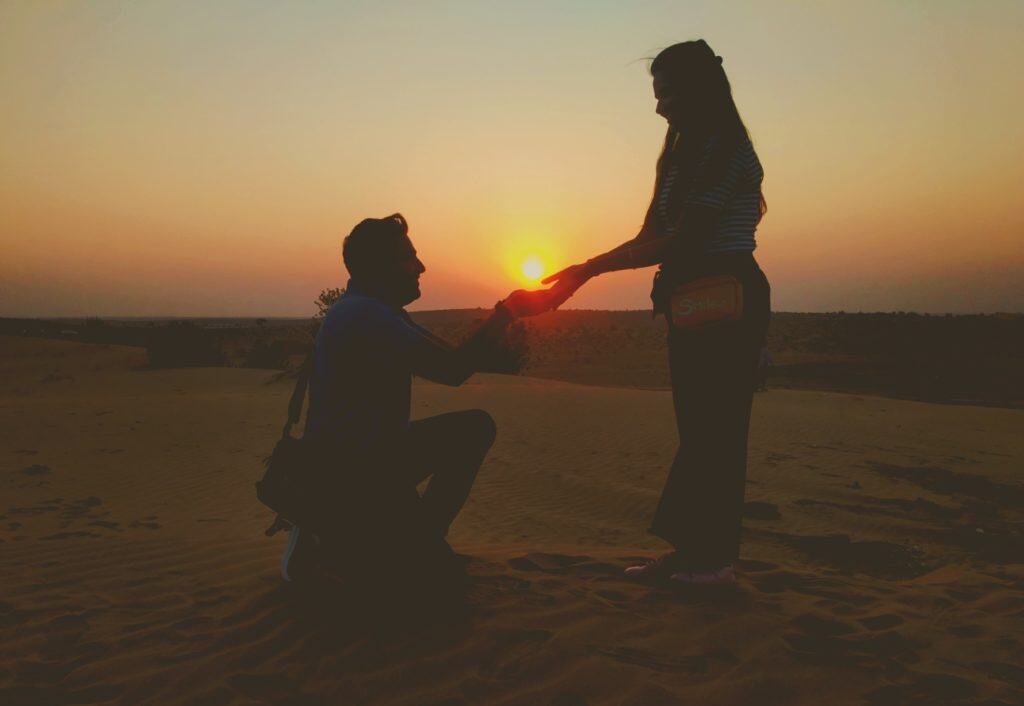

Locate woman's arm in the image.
[588,205,718,275]
[544,205,718,299]
[584,232,672,274]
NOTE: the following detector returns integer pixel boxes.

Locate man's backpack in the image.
[256,353,315,536]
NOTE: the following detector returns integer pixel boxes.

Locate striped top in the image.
[653,134,763,254]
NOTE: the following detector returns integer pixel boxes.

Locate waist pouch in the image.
[667,274,744,330]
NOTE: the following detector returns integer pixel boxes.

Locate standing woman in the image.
[543,40,770,585]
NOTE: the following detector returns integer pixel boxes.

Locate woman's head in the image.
[650,40,744,138]
[650,40,765,220]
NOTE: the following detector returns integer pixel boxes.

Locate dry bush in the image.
[145,322,226,368]
[243,340,289,370]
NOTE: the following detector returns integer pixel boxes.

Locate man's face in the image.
[377,234,426,306]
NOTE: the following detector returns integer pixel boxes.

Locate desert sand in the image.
[1,335,1022,705]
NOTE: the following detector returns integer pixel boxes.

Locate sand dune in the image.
[1,336,1022,705]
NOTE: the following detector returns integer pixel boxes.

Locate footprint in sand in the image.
[858,614,904,631]
[227,673,302,702]
[746,568,805,594]
[550,692,589,706]
[59,497,103,520]
[785,613,920,671]
[594,645,736,675]
[477,628,553,679]
[790,613,857,637]
[507,553,592,573]
[40,531,102,540]
[946,624,985,638]
[863,672,978,705]
[743,501,781,520]
[971,661,1024,688]
[8,501,61,517]
[868,462,1024,507]
[757,529,931,579]
[738,559,778,572]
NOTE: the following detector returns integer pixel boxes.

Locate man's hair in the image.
[342,213,409,277]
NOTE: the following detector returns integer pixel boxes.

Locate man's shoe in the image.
[281,525,319,583]
[624,551,685,580]
[670,564,736,585]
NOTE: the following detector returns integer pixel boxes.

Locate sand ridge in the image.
[1,337,1022,705]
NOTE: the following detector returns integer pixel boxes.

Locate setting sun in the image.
[520,256,545,283]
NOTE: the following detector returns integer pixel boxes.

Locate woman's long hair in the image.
[650,40,766,221]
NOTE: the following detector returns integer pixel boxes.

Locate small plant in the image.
[314,288,345,319]
[243,340,289,370]
[146,322,226,368]
[481,320,529,374]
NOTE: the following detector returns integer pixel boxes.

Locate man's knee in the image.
[465,409,497,449]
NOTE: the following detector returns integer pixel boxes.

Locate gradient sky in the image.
[2,0,1022,316]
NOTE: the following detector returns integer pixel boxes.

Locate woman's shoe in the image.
[624,551,685,580]
[669,564,736,585]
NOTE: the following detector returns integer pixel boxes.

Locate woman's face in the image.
[653,71,683,126]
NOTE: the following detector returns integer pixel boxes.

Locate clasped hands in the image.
[499,262,595,318]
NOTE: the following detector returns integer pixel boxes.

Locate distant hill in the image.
[3,311,1022,408]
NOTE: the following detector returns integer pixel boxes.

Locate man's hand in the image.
[501,288,554,318]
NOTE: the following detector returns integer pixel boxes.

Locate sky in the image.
[2,0,1022,316]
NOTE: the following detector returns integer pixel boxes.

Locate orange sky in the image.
[2,1,1022,316]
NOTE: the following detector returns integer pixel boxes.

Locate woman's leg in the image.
[650,270,770,568]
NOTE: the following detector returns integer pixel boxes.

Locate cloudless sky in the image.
[2,0,1022,315]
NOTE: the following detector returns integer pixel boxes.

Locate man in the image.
[282,213,551,582]
[755,345,772,392]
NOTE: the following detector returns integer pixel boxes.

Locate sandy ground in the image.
[1,336,1022,705]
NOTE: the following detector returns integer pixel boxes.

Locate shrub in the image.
[314,288,344,319]
[243,340,289,370]
[479,320,529,374]
[145,322,226,368]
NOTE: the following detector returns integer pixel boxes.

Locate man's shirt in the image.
[303,284,505,448]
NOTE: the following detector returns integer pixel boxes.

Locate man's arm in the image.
[403,306,515,386]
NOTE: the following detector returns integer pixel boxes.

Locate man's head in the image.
[342,213,426,306]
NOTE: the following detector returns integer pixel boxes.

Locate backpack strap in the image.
[282,351,314,439]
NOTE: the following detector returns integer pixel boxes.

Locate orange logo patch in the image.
[669,276,743,329]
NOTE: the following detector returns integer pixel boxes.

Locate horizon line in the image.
[3,309,1023,320]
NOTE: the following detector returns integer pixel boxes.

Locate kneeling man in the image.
[283,213,550,581]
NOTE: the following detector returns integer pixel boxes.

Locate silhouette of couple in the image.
[285,40,770,588]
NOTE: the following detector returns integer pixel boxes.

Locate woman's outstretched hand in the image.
[498,261,596,318]
[541,262,591,286]
[541,262,593,309]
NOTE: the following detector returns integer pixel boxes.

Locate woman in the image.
[543,40,770,585]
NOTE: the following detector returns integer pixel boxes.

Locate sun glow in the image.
[520,256,545,283]
[495,225,565,288]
